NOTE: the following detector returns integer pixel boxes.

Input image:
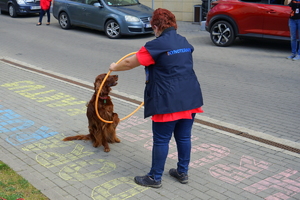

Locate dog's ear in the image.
[94,74,106,91]
[94,74,111,95]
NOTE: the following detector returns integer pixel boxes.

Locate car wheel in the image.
[59,12,71,29]
[105,19,121,39]
[210,21,235,47]
[8,4,17,18]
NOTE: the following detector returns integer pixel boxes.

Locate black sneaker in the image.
[169,168,188,184]
[134,175,162,188]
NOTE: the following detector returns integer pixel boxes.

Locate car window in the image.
[240,0,286,4]
[103,0,139,6]
[70,0,85,3]
[240,0,267,3]
[269,0,285,4]
[85,0,100,5]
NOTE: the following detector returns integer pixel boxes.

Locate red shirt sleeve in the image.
[136,46,155,66]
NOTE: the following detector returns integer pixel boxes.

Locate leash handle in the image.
[95,52,144,123]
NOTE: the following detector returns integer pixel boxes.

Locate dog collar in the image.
[99,96,108,103]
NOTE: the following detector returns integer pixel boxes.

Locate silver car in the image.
[52,0,153,39]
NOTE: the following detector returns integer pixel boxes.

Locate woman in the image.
[285,0,300,61]
[109,8,204,188]
[36,0,52,26]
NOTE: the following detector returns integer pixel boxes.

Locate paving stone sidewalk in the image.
[1,61,300,200]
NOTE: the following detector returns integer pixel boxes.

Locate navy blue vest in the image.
[143,27,203,118]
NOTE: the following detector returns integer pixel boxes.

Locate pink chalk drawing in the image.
[118,130,152,142]
[244,169,300,200]
[117,116,148,131]
[144,138,153,151]
[210,155,270,184]
[188,144,230,168]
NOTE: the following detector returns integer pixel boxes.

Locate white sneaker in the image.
[287,54,295,59]
[292,55,300,61]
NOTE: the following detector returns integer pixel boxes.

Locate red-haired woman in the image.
[110,8,204,188]
[36,0,52,26]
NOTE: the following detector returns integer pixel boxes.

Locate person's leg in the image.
[134,120,176,187]
[38,10,45,24]
[289,19,297,55]
[147,120,176,181]
[297,19,300,55]
[173,113,195,174]
[46,9,50,23]
[169,114,195,184]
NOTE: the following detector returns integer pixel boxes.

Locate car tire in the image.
[8,4,17,18]
[105,19,121,39]
[210,20,235,47]
[59,12,71,29]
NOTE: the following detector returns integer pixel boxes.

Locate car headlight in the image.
[125,15,139,22]
[16,0,26,4]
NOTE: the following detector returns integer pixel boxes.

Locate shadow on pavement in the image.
[233,38,290,51]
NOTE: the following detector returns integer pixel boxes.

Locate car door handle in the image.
[267,9,276,14]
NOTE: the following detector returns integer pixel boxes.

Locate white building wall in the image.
[140,0,203,21]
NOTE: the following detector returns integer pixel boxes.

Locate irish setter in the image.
[63,74,120,152]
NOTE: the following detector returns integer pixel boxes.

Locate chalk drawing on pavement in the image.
[0,108,34,134]
[117,116,148,130]
[244,169,300,200]
[189,143,230,168]
[1,78,300,200]
[36,144,94,168]
[59,159,116,181]
[0,106,60,145]
[118,130,152,142]
[91,177,148,200]
[6,126,59,145]
[1,81,86,116]
[22,134,75,151]
[210,155,271,184]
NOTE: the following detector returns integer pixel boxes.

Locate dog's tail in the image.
[62,135,90,141]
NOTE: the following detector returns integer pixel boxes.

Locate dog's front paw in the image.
[104,148,110,152]
[113,113,120,124]
[93,142,100,148]
[115,138,121,143]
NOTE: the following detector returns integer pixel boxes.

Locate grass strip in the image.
[0,161,49,200]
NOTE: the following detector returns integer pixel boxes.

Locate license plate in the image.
[31,6,41,10]
[144,24,151,28]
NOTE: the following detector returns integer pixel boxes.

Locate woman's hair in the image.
[150,8,177,31]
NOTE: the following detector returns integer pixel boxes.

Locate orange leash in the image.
[95,52,144,123]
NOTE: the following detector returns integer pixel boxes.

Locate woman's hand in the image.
[284,0,291,5]
[109,62,117,71]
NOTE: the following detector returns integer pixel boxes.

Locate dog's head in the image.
[94,73,118,95]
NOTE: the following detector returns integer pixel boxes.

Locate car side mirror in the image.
[94,2,103,7]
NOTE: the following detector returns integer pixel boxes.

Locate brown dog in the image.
[63,74,120,152]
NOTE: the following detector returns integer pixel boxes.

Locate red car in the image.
[205,0,291,47]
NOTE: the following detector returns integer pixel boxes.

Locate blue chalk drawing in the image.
[0,105,59,145]
[6,126,59,145]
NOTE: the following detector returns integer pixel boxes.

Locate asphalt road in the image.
[0,11,299,147]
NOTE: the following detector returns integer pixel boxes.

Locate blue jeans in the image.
[288,18,300,55]
[147,113,195,181]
